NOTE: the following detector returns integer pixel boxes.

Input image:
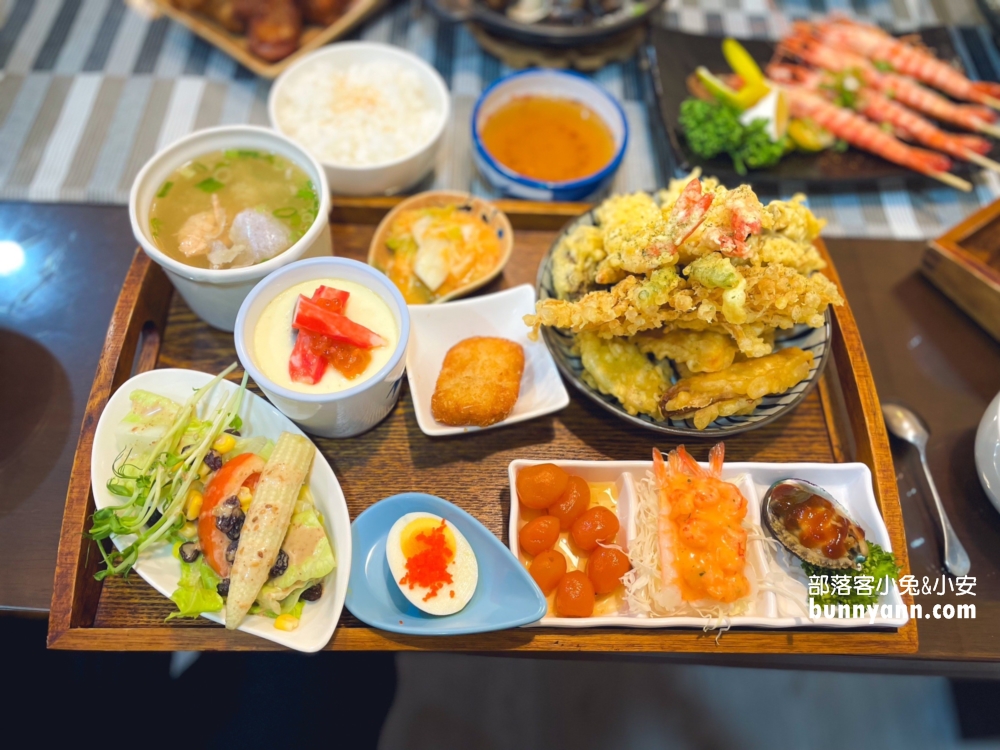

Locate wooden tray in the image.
[151,0,384,79]
[924,198,1000,343]
[48,198,917,654]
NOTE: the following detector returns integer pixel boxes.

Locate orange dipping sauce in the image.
[480,96,616,183]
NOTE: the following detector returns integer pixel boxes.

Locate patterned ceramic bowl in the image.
[534,209,833,436]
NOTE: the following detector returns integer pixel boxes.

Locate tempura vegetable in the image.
[226,432,315,629]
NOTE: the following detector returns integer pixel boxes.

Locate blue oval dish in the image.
[346,493,547,635]
[471,69,629,202]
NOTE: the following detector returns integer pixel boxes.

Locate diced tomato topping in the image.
[306,334,372,380]
[289,329,328,384]
[292,295,386,349]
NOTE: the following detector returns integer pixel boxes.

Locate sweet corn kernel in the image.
[184,489,204,520]
[237,486,253,512]
[274,614,299,632]
[212,433,237,454]
[179,521,197,540]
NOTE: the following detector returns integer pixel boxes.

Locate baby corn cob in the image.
[225,432,314,629]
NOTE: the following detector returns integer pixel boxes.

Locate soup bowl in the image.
[471,69,628,202]
[130,125,332,331]
[235,257,410,438]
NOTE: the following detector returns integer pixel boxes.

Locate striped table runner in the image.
[1,0,999,239]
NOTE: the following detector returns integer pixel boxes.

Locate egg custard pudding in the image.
[254,278,399,394]
[480,96,616,183]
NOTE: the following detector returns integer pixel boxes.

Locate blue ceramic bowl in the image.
[471,70,629,202]
[346,493,547,635]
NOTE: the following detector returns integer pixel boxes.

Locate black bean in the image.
[179,542,200,563]
[269,549,289,578]
[217,579,230,597]
[214,497,245,539]
[146,508,163,529]
[225,539,238,564]
[300,583,323,602]
[203,450,223,472]
[224,428,241,437]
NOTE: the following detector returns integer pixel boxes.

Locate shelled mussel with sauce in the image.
[762,479,869,570]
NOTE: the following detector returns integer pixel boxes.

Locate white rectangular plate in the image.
[508,459,908,630]
[406,285,570,436]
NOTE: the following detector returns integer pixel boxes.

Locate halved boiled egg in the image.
[386,512,478,616]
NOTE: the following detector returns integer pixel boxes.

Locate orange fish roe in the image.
[399,520,455,601]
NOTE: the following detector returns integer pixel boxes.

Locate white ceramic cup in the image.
[130,125,333,332]
[235,257,410,438]
[268,42,451,196]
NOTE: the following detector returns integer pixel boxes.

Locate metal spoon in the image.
[882,402,971,577]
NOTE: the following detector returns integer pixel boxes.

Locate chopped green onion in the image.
[156,181,173,199]
[150,217,163,238]
[192,162,209,173]
[224,149,261,159]
[195,177,225,193]
[273,207,298,219]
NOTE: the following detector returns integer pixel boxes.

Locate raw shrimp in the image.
[778,85,957,180]
[653,444,750,604]
[813,17,1000,109]
[778,33,1000,137]
[768,63,997,171]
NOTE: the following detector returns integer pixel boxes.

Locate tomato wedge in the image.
[313,285,349,314]
[289,329,327,384]
[292,296,386,349]
[198,452,265,576]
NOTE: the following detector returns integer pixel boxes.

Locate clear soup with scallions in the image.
[149,149,318,270]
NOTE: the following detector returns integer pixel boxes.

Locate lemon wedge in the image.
[739,89,788,141]
[787,118,836,152]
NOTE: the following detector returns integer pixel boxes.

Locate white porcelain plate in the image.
[90,368,351,652]
[508,459,908,630]
[406,285,570,437]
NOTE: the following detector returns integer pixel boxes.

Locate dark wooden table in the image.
[2,203,999,673]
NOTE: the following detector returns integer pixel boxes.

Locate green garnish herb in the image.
[679,98,786,176]
[224,149,261,159]
[873,60,894,72]
[195,177,225,193]
[802,542,900,609]
[156,181,173,199]
[273,207,298,219]
[833,138,849,153]
[150,217,163,238]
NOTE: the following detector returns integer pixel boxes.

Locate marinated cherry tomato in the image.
[548,476,590,530]
[570,506,620,552]
[516,464,569,510]
[555,571,595,617]
[518,516,561,556]
[587,547,631,594]
[529,549,567,595]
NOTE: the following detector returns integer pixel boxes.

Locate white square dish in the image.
[507,459,908,630]
[406,284,570,437]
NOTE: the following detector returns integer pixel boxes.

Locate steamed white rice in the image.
[275,60,443,166]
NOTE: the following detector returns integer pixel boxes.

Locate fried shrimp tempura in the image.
[661,347,814,429]
[431,337,524,427]
[577,332,669,420]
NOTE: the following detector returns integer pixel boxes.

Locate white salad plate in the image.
[508,459,908,630]
[91,368,352,652]
[406,284,570,437]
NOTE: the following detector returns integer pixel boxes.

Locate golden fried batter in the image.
[431,337,524,427]
[551,223,605,300]
[630,329,739,374]
[661,347,814,429]
[577,332,668,420]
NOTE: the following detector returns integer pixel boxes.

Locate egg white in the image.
[386,512,478,616]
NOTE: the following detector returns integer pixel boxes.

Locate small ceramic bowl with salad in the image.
[130,125,332,332]
[89,364,352,651]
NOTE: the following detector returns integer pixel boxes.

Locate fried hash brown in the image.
[431,337,525,427]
